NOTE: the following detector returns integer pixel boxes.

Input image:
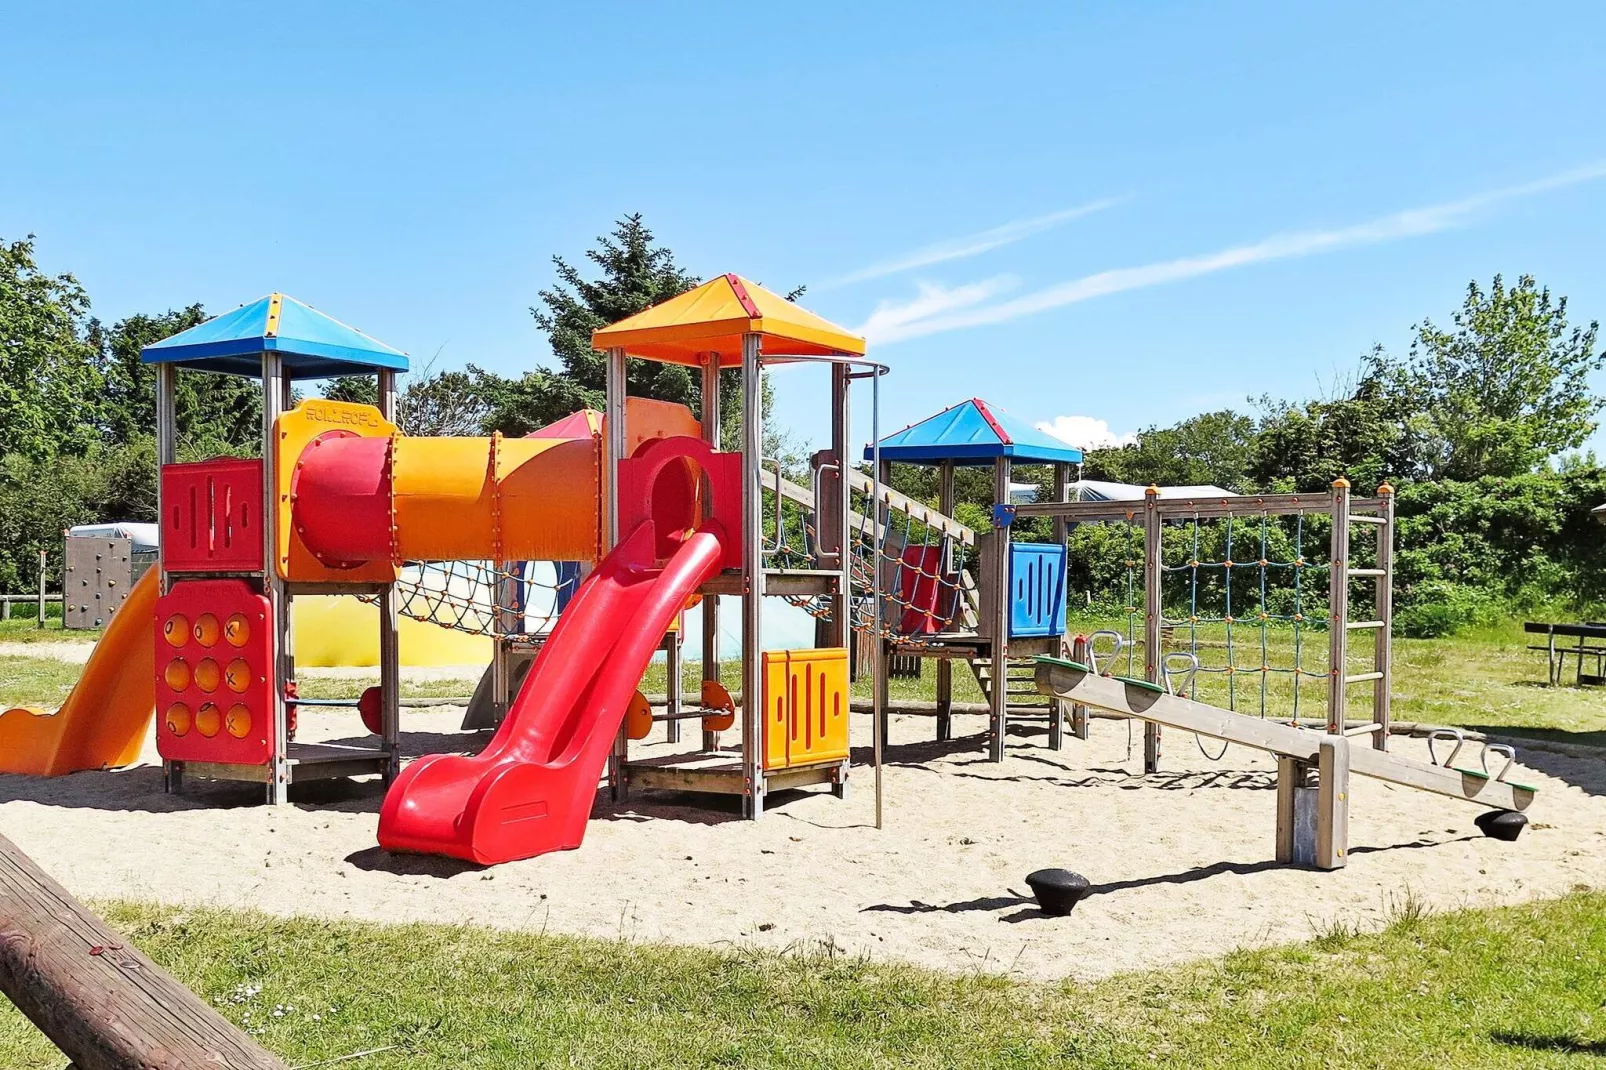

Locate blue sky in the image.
[5,2,1604,456]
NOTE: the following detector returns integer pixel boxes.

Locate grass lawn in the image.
[1,892,1603,1069]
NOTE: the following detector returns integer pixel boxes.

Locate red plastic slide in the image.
[377,518,727,865]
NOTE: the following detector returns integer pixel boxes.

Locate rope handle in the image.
[1481,743,1516,782]
[1427,728,1465,769]
[1086,630,1128,676]
[1161,652,1199,698]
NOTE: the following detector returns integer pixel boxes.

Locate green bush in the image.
[1394,581,1505,638]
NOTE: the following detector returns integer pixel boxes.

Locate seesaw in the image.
[1035,636,1536,870]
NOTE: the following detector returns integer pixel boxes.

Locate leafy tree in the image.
[1406,274,1603,479]
[1250,352,1435,492]
[92,304,264,455]
[499,214,702,433]
[1084,410,1258,491]
[321,375,379,407]
[0,236,102,459]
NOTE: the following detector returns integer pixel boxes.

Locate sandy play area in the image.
[2,698,1603,983]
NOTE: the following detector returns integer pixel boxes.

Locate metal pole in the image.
[988,457,1011,762]
[155,362,180,792]
[876,455,893,745]
[376,370,401,780]
[699,356,722,752]
[935,460,955,742]
[1373,484,1394,749]
[1143,485,1162,773]
[1327,477,1351,735]
[871,364,884,830]
[605,347,628,796]
[263,353,291,805]
[741,335,765,819]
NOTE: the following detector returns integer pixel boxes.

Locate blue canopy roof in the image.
[140,293,409,379]
[867,398,1083,466]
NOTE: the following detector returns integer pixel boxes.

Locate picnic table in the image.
[1524,621,1606,686]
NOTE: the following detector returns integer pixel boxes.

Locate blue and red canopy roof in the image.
[866,398,1083,466]
[141,293,408,379]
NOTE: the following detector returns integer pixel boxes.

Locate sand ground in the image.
[2,696,1602,983]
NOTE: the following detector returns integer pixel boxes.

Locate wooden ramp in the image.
[1034,658,1536,868]
[0,832,287,1070]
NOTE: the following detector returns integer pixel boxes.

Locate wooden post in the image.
[1274,755,1300,864]
[876,456,894,745]
[988,457,1011,762]
[1048,461,1070,750]
[36,549,46,628]
[665,630,682,744]
[1142,485,1162,773]
[1373,483,1395,750]
[1327,478,1351,735]
[935,460,956,742]
[0,833,289,1070]
[1316,735,1351,869]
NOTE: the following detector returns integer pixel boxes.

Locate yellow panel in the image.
[291,595,491,668]
[621,396,700,454]
[275,400,397,584]
[761,650,790,771]
[785,648,850,765]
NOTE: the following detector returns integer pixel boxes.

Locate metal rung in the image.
[1344,671,1385,684]
[1344,721,1386,735]
[1348,514,1388,526]
[1347,568,1387,577]
[1345,620,1386,630]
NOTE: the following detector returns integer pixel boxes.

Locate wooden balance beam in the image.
[1034,658,1537,869]
[0,832,287,1070]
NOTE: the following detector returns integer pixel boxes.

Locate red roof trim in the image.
[724,273,761,319]
[971,398,1012,445]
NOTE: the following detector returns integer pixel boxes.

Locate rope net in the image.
[373,559,581,641]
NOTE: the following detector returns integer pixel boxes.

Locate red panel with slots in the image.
[155,578,274,766]
[161,459,265,572]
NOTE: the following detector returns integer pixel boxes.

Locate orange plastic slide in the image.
[0,568,157,775]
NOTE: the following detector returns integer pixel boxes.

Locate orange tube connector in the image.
[294,432,603,566]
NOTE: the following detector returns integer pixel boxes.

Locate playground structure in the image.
[1021,483,1535,868]
[0,279,1543,871]
[117,280,889,864]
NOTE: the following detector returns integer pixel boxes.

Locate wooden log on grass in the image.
[0,832,287,1070]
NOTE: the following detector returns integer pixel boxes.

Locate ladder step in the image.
[1345,620,1386,630]
[1344,671,1385,684]
[1348,514,1388,526]
[1347,568,1387,578]
[1344,722,1386,735]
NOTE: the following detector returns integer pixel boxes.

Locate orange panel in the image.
[786,648,850,765]
[760,648,850,771]
[275,400,397,583]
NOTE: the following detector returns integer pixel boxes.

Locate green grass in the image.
[0,616,100,644]
[1,893,1603,1068]
[0,655,83,708]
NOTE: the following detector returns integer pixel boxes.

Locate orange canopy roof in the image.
[590,273,866,366]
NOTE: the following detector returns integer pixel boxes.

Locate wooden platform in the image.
[623,750,846,797]
[176,741,393,787]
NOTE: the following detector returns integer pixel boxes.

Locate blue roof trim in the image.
[865,398,1083,465]
[141,293,408,378]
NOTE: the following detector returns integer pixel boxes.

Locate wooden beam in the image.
[0,833,288,1070]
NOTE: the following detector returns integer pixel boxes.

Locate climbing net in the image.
[757,469,977,642]
[377,559,581,641]
[1066,507,1386,725]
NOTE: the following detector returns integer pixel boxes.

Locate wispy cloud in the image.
[824,197,1128,289]
[863,161,1606,345]
[856,276,1018,343]
[1037,415,1138,451]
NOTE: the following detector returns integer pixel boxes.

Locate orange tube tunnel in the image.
[294,433,604,568]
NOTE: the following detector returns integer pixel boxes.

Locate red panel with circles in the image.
[154,578,275,766]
